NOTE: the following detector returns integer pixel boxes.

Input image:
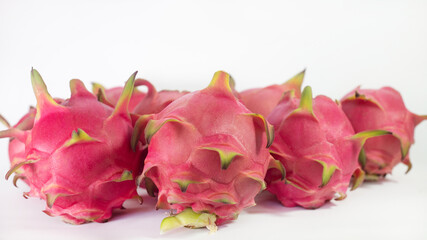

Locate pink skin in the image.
[341,87,426,175]
[138,71,275,225]
[239,70,305,117]
[240,85,294,117]
[8,107,36,166]
[8,106,62,194]
[1,70,143,224]
[266,89,364,209]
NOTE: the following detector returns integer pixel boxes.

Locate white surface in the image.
[0,1,426,239]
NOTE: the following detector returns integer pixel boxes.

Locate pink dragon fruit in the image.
[341,87,426,179]
[239,70,305,117]
[93,79,188,115]
[0,69,144,224]
[266,86,389,209]
[132,71,284,232]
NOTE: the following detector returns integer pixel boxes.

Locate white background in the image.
[0,1,426,239]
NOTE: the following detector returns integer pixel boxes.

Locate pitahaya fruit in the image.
[239,70,305,117]
[93,79,188,115]
[132,71,284,232]
[0,69,144,224]
[341,87,427,179]
[266,86,390,209]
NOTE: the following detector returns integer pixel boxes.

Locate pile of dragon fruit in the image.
[0,69,425,232]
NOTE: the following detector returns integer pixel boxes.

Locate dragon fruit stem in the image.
[160,208,217,233]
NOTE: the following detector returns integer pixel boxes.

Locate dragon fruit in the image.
[93,79,188,115]
[132,71,284,232]
[266,86,390,209]
[239,70,305,117]
[341,87,426,179]
[0,69,144,224]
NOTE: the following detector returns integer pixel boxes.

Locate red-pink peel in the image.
[341,87,426,177]
[239,70,305,117]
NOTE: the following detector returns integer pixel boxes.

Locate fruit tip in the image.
[0,114,11,128]
[208,71,233,94]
